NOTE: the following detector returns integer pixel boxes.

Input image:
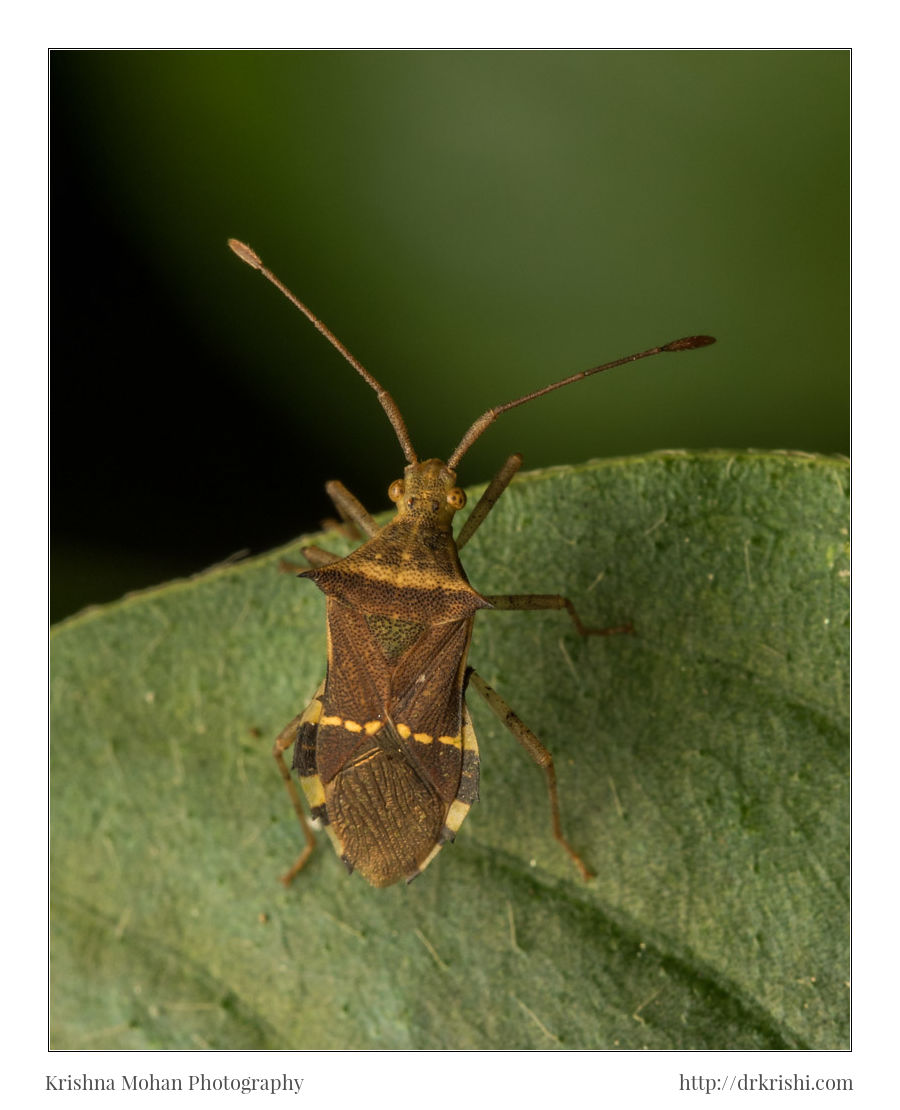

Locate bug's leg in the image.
[319,516,363,541]
[301,545,342,567]
[456,453,523,550]
[482,593,633,637]
[278,545,342,574]
[467,668,594,882]
[272,687,325,885]
[273,716,316,884]
[279,481,377,572]
[325,479,379,539]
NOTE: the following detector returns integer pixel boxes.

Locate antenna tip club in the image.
[228,238,263,270]
[663,335,716,352]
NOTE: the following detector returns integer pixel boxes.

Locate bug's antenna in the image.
[447,335,716,469]
[228,239,418,464]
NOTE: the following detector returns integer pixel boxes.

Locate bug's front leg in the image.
[279,480,378,572]
[481,593,633,637]
[467,668,594,882]
[456,453,523,550]
[279,545,342,574]
[272,682,326,885]
[324,479,379,539]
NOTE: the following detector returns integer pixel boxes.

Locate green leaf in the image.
[50,451,849,1049]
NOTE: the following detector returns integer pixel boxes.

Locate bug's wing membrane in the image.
[404,702,480,883]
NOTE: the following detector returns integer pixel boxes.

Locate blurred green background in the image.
[52,51,848,622]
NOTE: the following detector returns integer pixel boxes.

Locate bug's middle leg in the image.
[481,593,633,637]
[467,668,593,882]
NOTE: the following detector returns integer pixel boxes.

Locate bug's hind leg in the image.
[272,682,326,885]
[273,717,316,885]
[467,668,594,882]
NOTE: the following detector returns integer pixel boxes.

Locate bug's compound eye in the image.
[446,487,467,510]
[388,479,405,503]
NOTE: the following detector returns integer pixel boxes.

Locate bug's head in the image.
[387,458,467,529]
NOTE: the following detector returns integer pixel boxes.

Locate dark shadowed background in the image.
[51,50,848,622]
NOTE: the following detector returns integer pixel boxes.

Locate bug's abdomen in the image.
[327,749,445,887]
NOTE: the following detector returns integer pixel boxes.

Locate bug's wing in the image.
[321,703,481,887]
[311,604,481,886]
[386,618,474,803]
[403,701,480,883]
[315,601,472,789]
[314,600,396,783]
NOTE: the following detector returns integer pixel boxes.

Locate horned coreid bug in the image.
[229,238,715,888]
